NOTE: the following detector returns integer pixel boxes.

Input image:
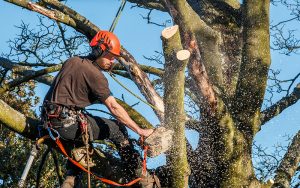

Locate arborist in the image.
[41,31,157,187]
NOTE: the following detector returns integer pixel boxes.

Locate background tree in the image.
[0,0,300,187]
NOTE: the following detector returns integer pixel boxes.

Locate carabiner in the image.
[47,127,60,140]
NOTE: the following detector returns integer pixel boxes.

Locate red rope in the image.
[55,138,146,186]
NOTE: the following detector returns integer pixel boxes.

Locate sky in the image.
[0,0,299,173]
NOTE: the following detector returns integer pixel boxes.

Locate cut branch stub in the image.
[161,25,179,39]
[176,50,191,61]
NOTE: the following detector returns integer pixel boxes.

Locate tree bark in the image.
[272,131,300,188]
[233,0,271,135]
[260,83,300,126]
[162,25,190,187]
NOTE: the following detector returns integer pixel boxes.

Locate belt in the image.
[42,102,80,128]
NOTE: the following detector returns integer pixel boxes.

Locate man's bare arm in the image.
[103,96,153,137]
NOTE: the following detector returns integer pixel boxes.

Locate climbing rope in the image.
[106,0,162,113]
[108,72,163,112]
[46,128,148,187]
[109,0,127,32]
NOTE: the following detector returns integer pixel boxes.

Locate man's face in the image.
[95,52,116,71]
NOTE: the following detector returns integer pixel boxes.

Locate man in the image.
[42,31,154,187]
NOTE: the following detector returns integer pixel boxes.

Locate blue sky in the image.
[0,0,299,171]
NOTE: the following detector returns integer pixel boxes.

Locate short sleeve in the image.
[87,71,111,103]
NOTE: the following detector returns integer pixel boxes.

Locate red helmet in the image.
[90,31,121,56]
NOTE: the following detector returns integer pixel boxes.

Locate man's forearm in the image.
[104,96,142,134]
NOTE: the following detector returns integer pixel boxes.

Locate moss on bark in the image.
[162,26,190,187]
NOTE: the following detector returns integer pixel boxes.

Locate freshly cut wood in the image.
[161,25,179,39]
[177,50,191,61]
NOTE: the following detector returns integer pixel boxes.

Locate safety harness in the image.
[43,103,150,187]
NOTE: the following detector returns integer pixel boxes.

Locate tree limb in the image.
[272,131,300,188]
[127,0,167,11]
[4,0,97,39]
[0,99,39,139]
[112,63,164,77]
[0,57,56,85]
[40,0,99,39]
[162,25,190,187]
[0,64,62,94]
[260,84,300,126]
[176,0,225,91]
[118,50,165,122]
[163,0,219,115]
[233,0,270,134]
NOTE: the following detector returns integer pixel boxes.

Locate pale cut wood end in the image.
[161,25,179,39]
[176,50,190,61]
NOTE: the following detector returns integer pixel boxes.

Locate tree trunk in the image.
[190,119,261,188]
[162,25,190,187]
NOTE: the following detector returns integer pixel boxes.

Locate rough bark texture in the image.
[162,25,190,187]
[118,52,165,122]
[0,99,39,139]
[272,131,300,188]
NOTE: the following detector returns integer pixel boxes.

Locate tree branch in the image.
[112,63,164,77]
[260,84,300,126]
[118,50,165,122]
[162,25,190,187]
[273,131,300,188]
[0,64,62,94]
[178,0,225,91]
[4,0,97,39]
[164,0,220,115]
[233,0,271,134]
[0,57,55,85]
[40,0,99,39]
[127,0,167,11]
[0,99,39,139]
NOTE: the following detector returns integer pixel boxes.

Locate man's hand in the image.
[104,96,154,137]
[138,128,154,138]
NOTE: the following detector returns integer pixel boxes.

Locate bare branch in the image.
[271,16,300,30]
[0,57,55,85]
[112,63,164,77]
[139,9,169,27]
[127,0,167,11]
[4,0,99,39]
[273,131,300,187]
[260,83,300,126]
[272,30,300,55]
[0,64,62,94]
[56,22,72,57]
[118,50,165,122]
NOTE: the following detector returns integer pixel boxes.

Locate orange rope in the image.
[55,138,145,186]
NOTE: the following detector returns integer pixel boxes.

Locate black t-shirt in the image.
[44,56,111,108]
